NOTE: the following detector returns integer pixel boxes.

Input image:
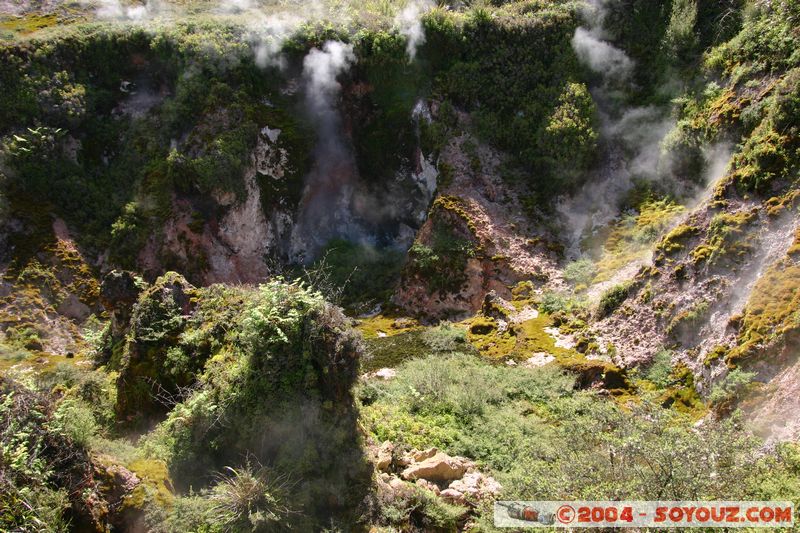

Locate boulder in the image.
[415,478,440,495]
[100,270,145,336]
[367,368,397,380]
[410,447,438,462]
[448,471,502,500]
[400,452,474,482]
[377,474,415,501]
[375,441,394,472]
[439,489,465,504]
[439,487,465,504]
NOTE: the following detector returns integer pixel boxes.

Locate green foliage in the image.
[662,0,699,70]
[153,490,220,533]
[305,239,405,311]
[0,377,93,532]
[535,82,598,191]
[597,281,633,317]
[421,322,469,353]
[538,291,588,315]
[421,3,593,193]
[362,352,789,527]
[709,369,756,406]
[143,279,369,529]
[407,217,476,295]
[726,72,800,195]
[563,257,597,288]
[51,397,98,448]
[644,348,674,388]
[375,482,466,531]
[706,2,800,78]
[362,329,430,373]
[209,464,294,532]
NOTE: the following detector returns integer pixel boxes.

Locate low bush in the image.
[361,353,797,528]
[644,348,674,388]
[563,257,597,287]
[710,369,756,407]
[538,291,588,315]
[421,322,469,353]
[597,282,633,317]
[0,376,96,531]
[303,239,405,311]
[142,279,370,529]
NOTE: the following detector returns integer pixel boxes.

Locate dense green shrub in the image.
[643,348,674,388]
[563,257,597,287]
[597,281,633,317]
[304,239,405,311]
[710,368,756,407]
[407,218,476,295]
[0,376,96,532]
[534,82,598,192]
[421,322,469,353]
[143,279,371,529]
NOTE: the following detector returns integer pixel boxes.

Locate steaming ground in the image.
[290,40,362,261]
[558,0,732,259]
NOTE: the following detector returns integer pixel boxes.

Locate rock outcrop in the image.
[400,451,474,483]
[369,442,502,509]
[395,132,564,320]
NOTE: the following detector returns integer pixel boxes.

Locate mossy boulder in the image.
[145,281,370,528]
[99,270,145,337]
[558,357,631,392]
[114,272,199,421]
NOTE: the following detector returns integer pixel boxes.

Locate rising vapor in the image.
[394,0,433,61]
[290,41,363,261]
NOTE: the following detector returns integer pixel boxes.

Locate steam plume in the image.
[394,0,433,61]
[93,0,162,20]
[571,27,633,81]
[291,41,363,261]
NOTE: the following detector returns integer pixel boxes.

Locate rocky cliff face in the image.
[395,130,564,320]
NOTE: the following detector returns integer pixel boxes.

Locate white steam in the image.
[303,41,356,111]
[571,27,633,80]
[250,14,304,70]
[559,0,737,261]
[559,0,676,256]
[92,0,162,20]
[394,0,433,61]
[291,41,363,261]
[217,0,255,13]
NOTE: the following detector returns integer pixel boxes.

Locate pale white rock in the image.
[524,352,555,367]
[414,156,439,197]
[374,368,396,380]
[545,326,575,349]
[439,488,465,504]
[449,471,503,500]
[261,125,281,143]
